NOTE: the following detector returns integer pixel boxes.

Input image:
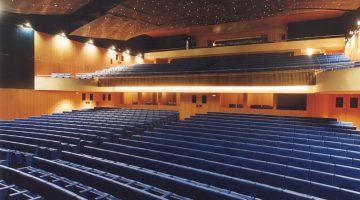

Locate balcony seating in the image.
[1,109,360,199]
[76,53,356,79]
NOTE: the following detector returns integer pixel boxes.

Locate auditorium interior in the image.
[0,0,360,199]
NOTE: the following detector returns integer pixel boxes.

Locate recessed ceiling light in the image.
[24,22,32,28]
[59,32,66,37]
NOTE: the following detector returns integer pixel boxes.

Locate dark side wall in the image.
[287,16,346,39]
[0,24,34,89]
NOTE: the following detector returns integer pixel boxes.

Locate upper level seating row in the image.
[76,53,355,79]
[1,109,360,199]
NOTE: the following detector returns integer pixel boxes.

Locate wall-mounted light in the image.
[357,20,360,26]
[305,48,314,56]
[135,53,144,64]
[349,31,354,35]
[124,49,130,54]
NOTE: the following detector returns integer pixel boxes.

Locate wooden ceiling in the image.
[1,0,359,40]
[0,0,91,15]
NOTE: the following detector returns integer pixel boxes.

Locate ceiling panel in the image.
[71,0,360,40]
[0,0,91,15]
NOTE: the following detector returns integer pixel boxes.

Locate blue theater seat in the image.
[1,109,360,199]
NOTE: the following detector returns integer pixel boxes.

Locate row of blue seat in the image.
[1,110,359,199]
[183,117,359,140]
[159,124,360,156]
[81,146,316,199]
[0,164,84,200]
[144,130,360,168]
[192,113,355,131]
[77,53,355,78]
[113,137,360,192]
[97,141,360,198]
[0,179,43,200]
[1,143,253,200]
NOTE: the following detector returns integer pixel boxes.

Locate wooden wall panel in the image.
[0,89,91,120]
[93,93,123,108]
[99,70,316,87]
[34,32,138,75]
[1,89,359,129]
[247,93,274,107]
[145,37,345,61]
[0,89,125,120]
[120,92,360,129]
[328,94,360,128]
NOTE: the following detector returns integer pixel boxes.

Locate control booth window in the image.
[276,94,307,110]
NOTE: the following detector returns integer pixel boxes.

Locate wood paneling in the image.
[34,32,137,75]
[316,67,360,93]
[1,89,359,129]
[121,92,360,129]
[99,70,316,87]
[144,37,345,61]
[328,94,360,128]
[0,89,89,120]
[247,93,274,107]
[0,89,124,120]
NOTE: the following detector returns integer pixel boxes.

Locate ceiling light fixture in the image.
[59,32,66,37]
[21,22,33,30]
[110,45,116,50]
[87,39,94,45]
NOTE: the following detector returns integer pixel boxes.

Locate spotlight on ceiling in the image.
[110,45,116,51]
[125,50,130,54]
[21,22,33,30]
[87,39,94,45]
[58,32,66,38]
